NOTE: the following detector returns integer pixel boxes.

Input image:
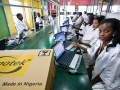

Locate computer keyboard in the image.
[58,51,75,67]
[69,54,79,69]
[66,44,74,50]
[64,41,71,48]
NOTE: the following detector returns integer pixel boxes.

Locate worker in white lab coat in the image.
[74,18,120,89]
[36,12,43,28]
[72,16,104,51]
[15,13,29,44]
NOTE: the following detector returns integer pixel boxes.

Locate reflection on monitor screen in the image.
[55,32,65,42]
[60,26,67,33]
[53,41,64,60]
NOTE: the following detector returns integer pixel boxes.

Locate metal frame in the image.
[0,3,43,9]
[30,0,36,33]
[47,0,60,7]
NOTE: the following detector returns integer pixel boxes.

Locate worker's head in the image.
[78,12,82,17]
[93,16,104,30]
[88,15,94,25]
[16,13,23,21]
[73,12,76,15]
[84,11,87,14]
[99,18,120,46]
[37,13,40,17]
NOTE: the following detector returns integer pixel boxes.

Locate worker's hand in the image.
[72,42,79,48]
[79,39,83,44]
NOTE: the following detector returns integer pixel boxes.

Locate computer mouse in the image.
[76,50,80,53]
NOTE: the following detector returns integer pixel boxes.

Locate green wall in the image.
[0,1,10,39]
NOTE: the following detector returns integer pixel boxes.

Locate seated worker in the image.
[71,12,83,34]
[72,12,83,29]
[72,12,78,22]
[74,18,120,89]
[90,18,120,89]
[82,11,89,23]
[72,16,104,51]
[76,15,94,39]
[15,13,29,44]
[36,12,43,29]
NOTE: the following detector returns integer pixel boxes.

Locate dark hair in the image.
[73,12,76,15]
[16,13,22,18]
[100,18,120,51]
[37,12,40,15]
[78,12,82,16]
[94,16,105,23]
[84,11,87,14]
[89,15,94,22]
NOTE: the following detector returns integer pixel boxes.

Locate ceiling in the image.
[59,0,90,6]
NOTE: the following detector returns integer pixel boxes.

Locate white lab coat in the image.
[72,14,78,22]
[48,15,53,22]
[87,40,120,90]
[82,14,88,23]
[79,24,93,36]
[82,27,99,43]
[77,27,99,51]
[15,19,28,35]
[36,16,43,26]
[74,16,83,29]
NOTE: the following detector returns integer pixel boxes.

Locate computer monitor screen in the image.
[52,41,64,60]
[54,32,66,42]
[66,17,69,21]
[63,21,69,26]
[60,25,68,33]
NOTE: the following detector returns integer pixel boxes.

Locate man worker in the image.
[15,13,28,44]
[36,12,43,29]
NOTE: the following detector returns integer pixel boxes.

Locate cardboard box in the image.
[0,49,55,90]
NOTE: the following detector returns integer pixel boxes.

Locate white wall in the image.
[106,13,120,20]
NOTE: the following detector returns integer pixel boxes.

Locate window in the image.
[9,0,22,23]
[109,0,120,13]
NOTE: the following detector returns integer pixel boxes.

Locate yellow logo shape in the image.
[0,55,35,77]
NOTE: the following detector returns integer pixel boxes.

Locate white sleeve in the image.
[87,46,96,65]
[100,53,120,86]
[87,40,100,65]
[90,36,99,46]
[36,17,42,23]
[36,17,40,23]
[87,47,94,58]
